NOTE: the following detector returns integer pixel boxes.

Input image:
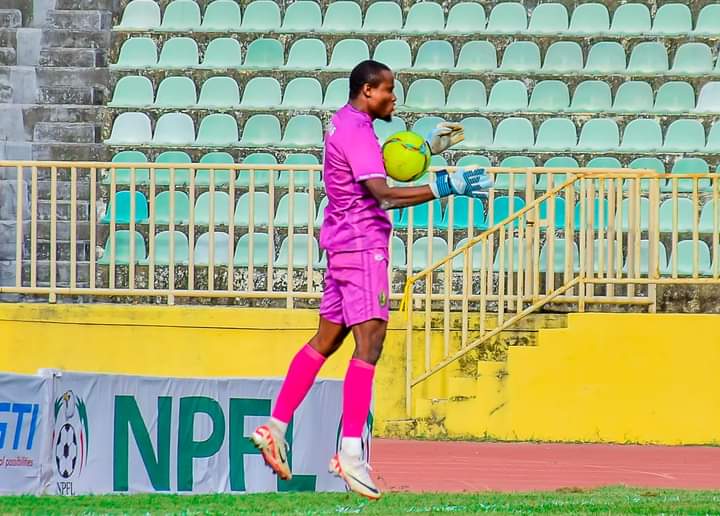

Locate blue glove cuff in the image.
[434,170,453,197]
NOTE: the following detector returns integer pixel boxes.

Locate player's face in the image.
[367,70,396,122]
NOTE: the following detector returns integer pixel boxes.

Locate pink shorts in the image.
[319,247,390,327]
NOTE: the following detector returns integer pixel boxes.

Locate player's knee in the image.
[309,333,342,358]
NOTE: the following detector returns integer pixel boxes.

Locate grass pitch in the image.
[1,487,719,515]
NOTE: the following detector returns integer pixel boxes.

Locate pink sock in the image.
[342,358,375,438]
[271,344,327,423]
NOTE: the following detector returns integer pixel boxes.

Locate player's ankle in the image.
[341,437,363,458]
[268,417,288,436]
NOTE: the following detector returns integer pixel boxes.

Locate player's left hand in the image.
[431,167,494,199]
[426,122,464,154]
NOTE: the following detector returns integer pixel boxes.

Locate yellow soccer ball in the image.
[382,131,431,182]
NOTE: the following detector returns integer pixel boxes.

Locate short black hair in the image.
[349,60,392,99]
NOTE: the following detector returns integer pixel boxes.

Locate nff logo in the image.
[0,402,40,451]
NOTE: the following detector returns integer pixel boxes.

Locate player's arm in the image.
[363,179,435,210]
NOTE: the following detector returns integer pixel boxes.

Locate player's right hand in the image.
[431,167,494,199]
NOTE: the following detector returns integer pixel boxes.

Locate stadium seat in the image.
[455,41,497,71]
[195,114,237,148]
[112,37,157,68]
[455,155,491,168]
[542,41,582,73]
[281,115,323,146]
[576,119,619,151]
[395,199,443,229]
[534,118,577,151]
[390,235,407,269]
[201,0,241,31]
[699,200,720,234]
[106,112,152,145]
[109,75,153,107]
[438,196,486,229]
[569,80,611,112]
[234,232,271,267]
[202,38,242,68]
[240,114,282,146]
[663,120,706,152]
[446,79,485,111]
[626,156,664,192]
[151,191,190,225]
[488,196,526,226]
[194,191,231,225]
[619,197,650,232]
[196,152,235,186]
[490,117,534,150]
[118,0,160,30]
[528,3,568,34]
[241,77,282,108]
[487,79,527,112]
[671,43,713,74]
[160,0,200,31]
[243,39,283,68]
[234,192,271,227]
[620,119,662,152]
[321,1,362,32]
[403,2,444,33]
[455,116,493,150]
[274,192,316,227]
[414,40,455,70]
[609,3,651,34]
[695,82,720,112]
[372,40,412,70]
[323,78,349,108]
[445,2,486,33]
[499,41,540,72]
[584,42,625,73]
[241,0,280,31]
[328,39,369,70]
[627,42,668,74]
[652,3,692,35]
[278,153,321,188]
[535,156,577,192]
[623,240,668,276]
[99,230,147,264]
[282,77,323,109]
[314,196,328,226]
[486,2,527,33]
[612,81,653,113]
[363,1,403,32]
[108,151,149,185]
[285,38,327,69]
[282,1,321,32]
[154,151,191,185]
[275,235,321,268]
[142,231,189,265]
[664,157,711,193]
[100,190,149,224]
[197,76,239,108]
[154,76,196,108]
[586,156,621,171]
[694,4,720,35]
[373,116,406,143]
[490,237,524,273]
[658,198,696,233]
[665,240,712,276]
[496,155,533,191]
[568,3,609,34]
[152,112,195,145]
[410,236,449,271]
[653,82,695,113]
[156,37,198,68]
[236,152,277,187]
[528,80,570,112]
[706,122,720,152]
[573,198,608,230]
[411,116,445,139]
[538,196,567,229]
[194,232,231,266]
[404,79,446,111]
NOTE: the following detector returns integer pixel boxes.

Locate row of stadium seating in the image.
[99,229,720,277]
[116,0,720,36]
[111,37,720,75]
[109,75,720,114]
[106,111,720,152]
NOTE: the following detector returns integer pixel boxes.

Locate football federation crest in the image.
[53,390,89,481]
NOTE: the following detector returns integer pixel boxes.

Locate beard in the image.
[378,113,393,122]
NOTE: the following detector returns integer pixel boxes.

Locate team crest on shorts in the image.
[378,291,387,307]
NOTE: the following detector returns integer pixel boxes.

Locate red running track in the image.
[371,439,720,492]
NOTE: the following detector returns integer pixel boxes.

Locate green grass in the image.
[2,487,720,515]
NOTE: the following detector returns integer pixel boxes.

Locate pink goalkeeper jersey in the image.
[319,104,392,252]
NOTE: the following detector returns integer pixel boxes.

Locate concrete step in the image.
[41,29,110,49]
[33,122,98,144]
[0,47,16,65]
[39,47,106,67]
[39,86,100,105]
[29,142,106,161]
[0,76,11,103]
[13,104,103,125]
[55,0,114,11]
[0,28,16,47]
[46,10,112,31]
[37,199,90,221]
[0,10,22,29]
[20,260,92,288]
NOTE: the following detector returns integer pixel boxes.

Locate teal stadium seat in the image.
[536,156,577,192]
[321,1,362,32]
[156,37,198,68]
[404,79,445,111]
[707,122,720,152]
[285,38,327,69]
[201,38,242,68]
[109,75,153,107]
[620,119,662,152]
[490,117,534,151]
[627,42,668,74]
[195,191,231,225]
[624,240,669,276]
[445,2,486,34]
[584,42,625,74]
[538,196,567,229]
[455,41,497,71]
[151,192,190,225]
[410,236,448,271]
[118,0,160,30]
[396,199,443,229]
[612,81,653,113]
[455,155,491,168]
[573,198,609,230]
[234,233,271,267]
[323,78,349,108]
[240,114,282,146]
[570,80,611,112]
[243,38,283,68]
[99,230,147,264]
[439,196,485,230]
[201,0,241,31]
[664,157,711,193]
[534,118,577,151]
[619,197,650,232]
[281,115,323,146]
[652,3,692,35]
[486,2,527,33]
[403,2,444,33]
[488,196,526,227]
[241,77,281,108]
[160,0,200,31]
[241,1,281,31]
[275,235,321,268]
[585,156,620,191]
[278,154,321,188]
[627,157,664,192]
[195,114,238,146]
[106,112,152,145]
[154,151,191,185]
[314,196,328,226]
[446,79,485,111]
[696,82,720,112]
[496,155,533,191]
[152,112,195,145]
[491,237,524,272]
[663,119,706,152]
[487,79,527,112]
[455,116,493,150]
[528,80,570,112]
[194,232,231,266]
[609,3,651,35]
[671,43,713,75]
[695,4,720,35]
[142,231,189,265]
[372,40,412,70]
[101,191,149,224]
[362,2,403,32]
[373,116,406,143]
[699,201,720,234]
[283,77,323,109]
[236,152,277,187]
[112,37,156,68]
[197,152,235,186]
[414,40,455,71]
[411,116,444,139]
[500,41,541,72]
[665,240,712,277]
[198,76,239,108]
[528,3,568,34]
[390,235,407,268]
[576,119,619,151]
[542,41,583,73]
[109,151,149,185]
[658,198,695,233]
[154,76,196,108]
[274,192,316,227]
[234,192,271,227]
[654,82,695,113]
[568,3,609,35]
[328,39,369,71]
[282,1,321,32]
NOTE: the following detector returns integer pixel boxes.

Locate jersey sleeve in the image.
[344,123,387,182]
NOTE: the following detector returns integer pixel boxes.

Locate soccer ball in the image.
[382,131,431,183]
[55,423,78,479]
